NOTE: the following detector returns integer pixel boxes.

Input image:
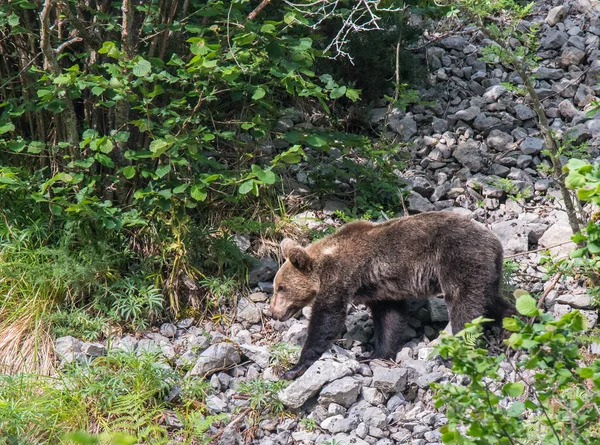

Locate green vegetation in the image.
[434,292,600,444]
[0,349,220,444]
[0,0,421,374]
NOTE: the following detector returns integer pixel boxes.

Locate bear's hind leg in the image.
[368,301,409,360]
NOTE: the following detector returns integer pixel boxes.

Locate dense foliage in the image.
[0,0,421,373]
[434,292,600,445]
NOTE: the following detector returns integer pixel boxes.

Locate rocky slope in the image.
[54,1,600,444]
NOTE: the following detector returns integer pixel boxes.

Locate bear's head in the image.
[269,238,319,321]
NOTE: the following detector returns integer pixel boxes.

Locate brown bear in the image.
[268,211,514,380]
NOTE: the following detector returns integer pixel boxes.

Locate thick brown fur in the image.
[269,211,515,380]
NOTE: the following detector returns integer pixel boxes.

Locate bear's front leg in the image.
[282,298,347,380]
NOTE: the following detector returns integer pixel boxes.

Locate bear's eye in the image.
[278,285,286,292]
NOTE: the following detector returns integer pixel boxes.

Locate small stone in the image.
[407,191,436,213]
[520,137,544,155]
[555,293,594,309]
[362,406,387,429]
[558,99,579,120]
[454,140,486,172]
[514,104,536,121]
[483,85,507,103]
[440,36,470,50]
[472,113,501,132]
[248,258,278,286]
[55,336,82,363]
[390,116,418,141]
[371,366,408,393]
[206,395,228,413]
[319,376,362,408]
[546,5,566,26]
[361,386,387,405]
[321,415,357,434]
[535,67,564,80]
[236,299,262,325]
[452,106,480,122]
[278,356,360,408]
[189,342,241,376]
[248,292,268,302]
[239,344,270,368]
[81,342,106,357]
[487,129,514,151]
[541,29,568,50]
[428,297,449,322]
[283,322,308,346]
[560,47,586,68]
[160,323,177,338]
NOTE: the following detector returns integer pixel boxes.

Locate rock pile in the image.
[54,1,600,443]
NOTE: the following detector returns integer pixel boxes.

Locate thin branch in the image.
[248,0,272,21]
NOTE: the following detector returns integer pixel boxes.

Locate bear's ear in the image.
[281,238,312,272]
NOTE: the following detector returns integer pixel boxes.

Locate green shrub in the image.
[433,291,600,444]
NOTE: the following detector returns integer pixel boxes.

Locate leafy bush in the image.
[434,291,600,444]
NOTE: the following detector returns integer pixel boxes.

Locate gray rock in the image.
[248,258,278,286]
[55,336,82,363]
[81,342,106,357]
[110,335,138,353]
[239,344,270,368]
[520,137,544,155]
[558,99,580,120]
[535,67,564,80]
[319,376,362,407]
[432,117,449,134]
[454,141,486,172]
[491,220,529,255]
[189,342,241,376]
[407,191,436,213]
[160,323,177,338]
[283,322,308,346]
[362,406,387,429]
[428,297,449,322]
[487,129,514,151]
[483,85,507,103]
[206,394,228,413]
[546,5,566,26]
[575,83,595,107]
[371,366,408,393]
[586,119,600,138]
[236,298,262,325]
[514,104,536,121]
[556,293,594,309]
[440,36,470,50]
[361,387,387,405]
[538,214,575,258]
[560,47,586,68]
[391,116,418,141]
[452,106,480,122]
[321,415,357,434]
[541,29,568,50]
[278,355,360,408]
[473,113,501,132]
[517,155,533,169]
[248,292,269,302]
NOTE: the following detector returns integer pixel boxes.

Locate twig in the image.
[537,273,561,309]
[248,0,272,21]
[210,407,252,443]
[504,241,574,259]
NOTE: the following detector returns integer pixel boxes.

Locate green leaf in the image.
[91,86,105,96]
[589,242,600,254]
[502,317,521,332]
[507,401,525,418]
[345,88,361,101]
[155,164,171,178]
[238,179,254,195]
[123,166,136,179]
[95,153,114,167]
[516,293,539,317]
[7,14,19,27]
[173,183,188,194]
[503,382,525,397]
[306,134,328,148]
[570,247,588,258]
[251,164,277,185]
[0,122,15,135]
[578,187,597,201]
[27,141,45,154]
[190,184,207,201]
[149,139,170,157]
[579,367,594,378]
[252,87,266,100]
[330,86,346,99]
[133,58,152,77]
